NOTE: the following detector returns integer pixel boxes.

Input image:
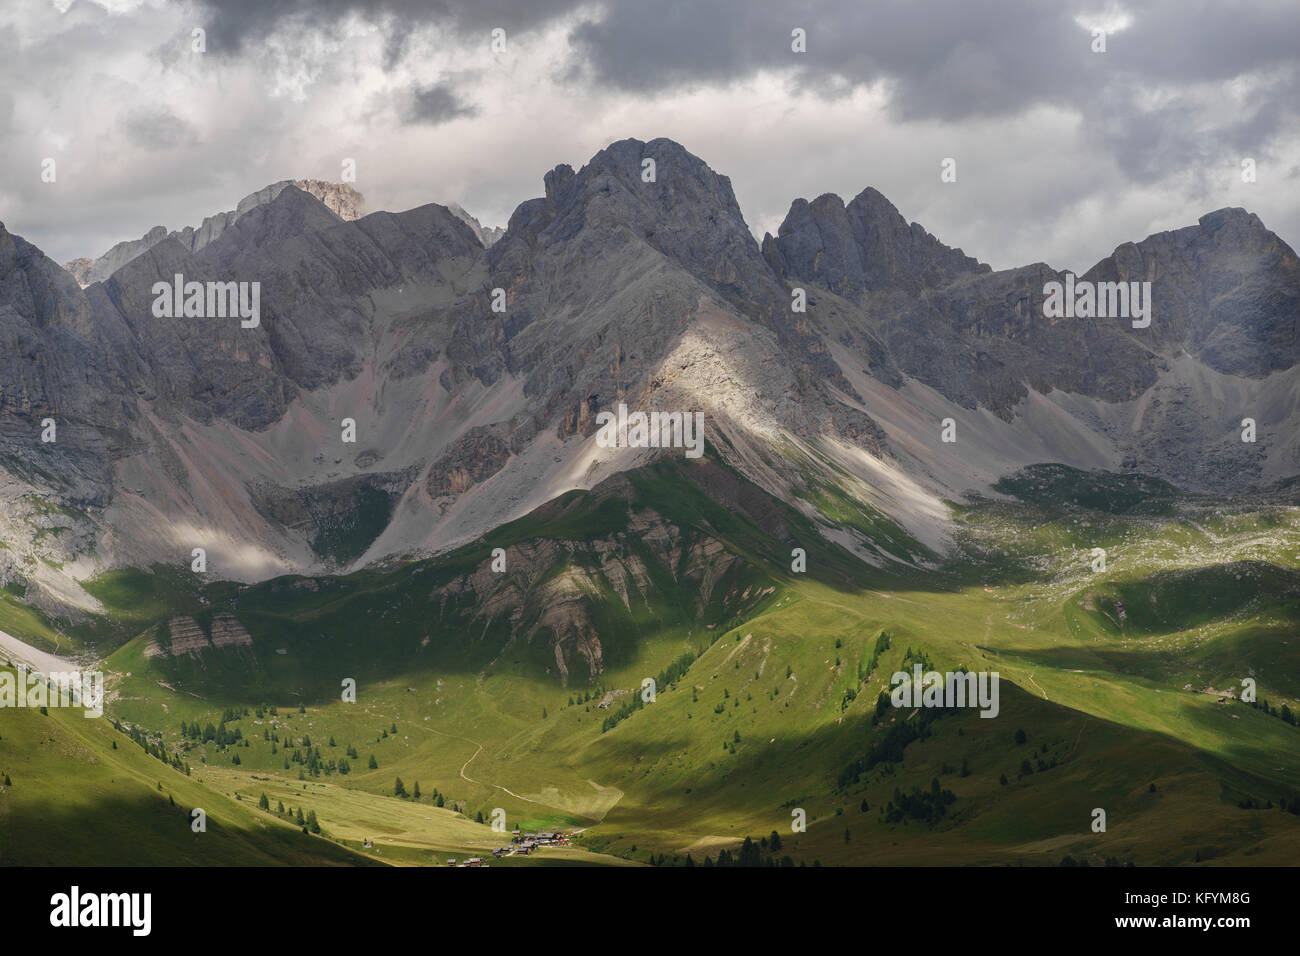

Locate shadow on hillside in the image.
[0,791,370,866]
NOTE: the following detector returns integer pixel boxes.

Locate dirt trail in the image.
[1025,671,1049,701]
[1067,717,1089,757]
[414,724,546,806]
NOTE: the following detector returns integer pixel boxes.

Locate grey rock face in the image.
[88,187,482,429]
[1082,207,1300,378]
[765,188,988,298]
[64,224,172,288]
[249,465,418,566]
[62,258,94,287]
[427,426,513,499]
[0,221,137,430]
[461,136,849,448]
[774,190,1298,415]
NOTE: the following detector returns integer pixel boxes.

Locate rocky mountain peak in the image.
[0,221,90,331]
[264,179,364,221]
[1198,205,1266,238]
[543,164,576,205]
[1078,205,1300,378]
[61,179,367,287]
[765,185,988,298]
[3,137,1298,610]
[205,184,349,253]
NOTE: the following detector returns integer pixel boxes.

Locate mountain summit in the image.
[61,179,367,287]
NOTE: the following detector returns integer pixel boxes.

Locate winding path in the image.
[415,724,546,806]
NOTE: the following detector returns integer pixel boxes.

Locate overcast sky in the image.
[3,0,1298,273]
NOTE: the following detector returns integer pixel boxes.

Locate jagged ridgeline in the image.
[1,136,1297,621]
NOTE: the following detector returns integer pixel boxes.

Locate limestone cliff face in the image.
[1080,207,1300,378]
[63,257,94,286]
[277,180,365,222]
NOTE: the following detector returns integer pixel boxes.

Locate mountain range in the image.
[2,137,1295,620]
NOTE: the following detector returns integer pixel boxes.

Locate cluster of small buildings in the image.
[495,829,569,857]
[446,829,573,866]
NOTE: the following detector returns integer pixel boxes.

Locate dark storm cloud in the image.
[1114,2,1300,84]
[192,0,1299,161]
[1091,72,1300,188]
[562,0,1299,207]
[194,0,584,54]
[569,0,1086,120]
[404,82,477,125]
[568,0,1300,119]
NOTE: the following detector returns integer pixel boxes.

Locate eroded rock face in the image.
[87,187,481,429]
[423,493,768,685]
[771,188,1299,420]
[63,258,94,287]
[249,466,418,565]
[0,221,135,510]
[427,426,512,498]
[1081,208,1300,378]
[208,613,254,648]
[146,613,252,658]
[442,136,853,464]
[162,616,210,656]
[281,180,365,223]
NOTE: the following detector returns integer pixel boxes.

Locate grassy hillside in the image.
[5,460,1300,866]
[0,665,373,866]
